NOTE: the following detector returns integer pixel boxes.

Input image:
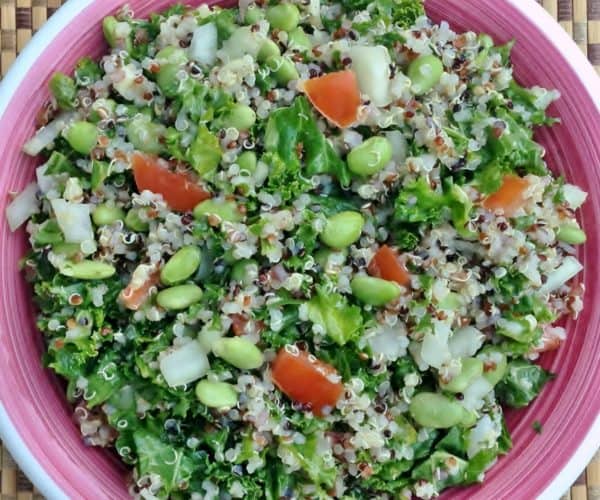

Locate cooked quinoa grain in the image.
[8,0,587,498]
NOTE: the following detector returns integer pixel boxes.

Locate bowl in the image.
[0,0,599,498]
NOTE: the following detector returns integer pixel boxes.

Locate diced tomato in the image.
[131,153,211,212]
[301,70,361,128]
[483,175,530,217]
[271,348,344,416]
[368,245,411,287]
[120,269,160,311]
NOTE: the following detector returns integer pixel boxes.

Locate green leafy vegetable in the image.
[496,359,554,408]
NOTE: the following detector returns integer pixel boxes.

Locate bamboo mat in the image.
[0,0,598,499]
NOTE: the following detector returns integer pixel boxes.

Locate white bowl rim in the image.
[0,1,598,499]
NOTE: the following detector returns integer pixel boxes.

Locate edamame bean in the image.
[408,54,444,95]
[288,27,312,52]
[220,104,256,131]
[161,246,202,285]
[49,72,76,110]
[156,64,183,98]
[195,380,238,409]
[237,151,257,173]
[350,275,402,306]
[244,5,265,24]
[231,259,259,286]
[193,199,243,223]
[258,40,281,63]
[265,55,299,85]
[347,136,393,177]
[556,223,587,245]
[92,203,125,226]
[52,242,81,257]
[477,349,507,386]
[409,392,469,429]
[266,4,300,32]
[320,211,365,249]
[212,337,264,370]
[439,357,484,393]
[60,260,116,280]
[156,284,203,311]
[155,46,188,65]
[125,208,149,232]
[126,116,166,155]
[65,121,98,155]
[478,33,494,50]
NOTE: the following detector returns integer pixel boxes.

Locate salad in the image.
[6,0,588,498]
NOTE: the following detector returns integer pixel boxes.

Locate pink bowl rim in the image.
[0,0,599,499]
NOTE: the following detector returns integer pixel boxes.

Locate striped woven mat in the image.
[0,0,599,499]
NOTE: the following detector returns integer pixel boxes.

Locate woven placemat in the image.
[0,0,599,499]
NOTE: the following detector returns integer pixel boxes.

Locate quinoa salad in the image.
[5,0,589,498]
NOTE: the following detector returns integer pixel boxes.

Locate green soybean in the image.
[409,392,468,429]
[65,121,98,155]
[347,136,393,177]
[60,260,116,280]
[212,337,264,370]
[266,4,300,32]
[195,380,238,409]
[220,104,256,131]
[237,151,257,173]
[156,64,183,98]
[320,211,365,249]
[439,358,484,393]
[52,242,81,257]
[49,72,76,110]
[155,46,188,65]
[288,27,312,52]
[408,54,444,95]
[556,223,587,245]
[244,5,265,24]
[350,275,402,306]
[231,259,259,286]
[92,204,125,226]
[477,349,508,386]
[126,117,166,155]
[257,40,281,62]
[193,199,243,223]
[125,208,149,232]
[156,284,203,311]
[161,246,202,286]
[265,55,299,85]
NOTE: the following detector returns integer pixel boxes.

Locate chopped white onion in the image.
[385,130,407,164]
[22,112,77,156]
[50,199,94,243]
[540,256,583,293]
[6,182,39,231]
[562,184,587,209]
[460,376,493,411]
[349,45,391,107]
[307,0,322,28]
[368,326,407,362]
[159,340,209,387]
[420,320,452,369]
[36,162,57,194]
[467,414,500,459]
[449,326,485,358]
[189,23,218,66]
